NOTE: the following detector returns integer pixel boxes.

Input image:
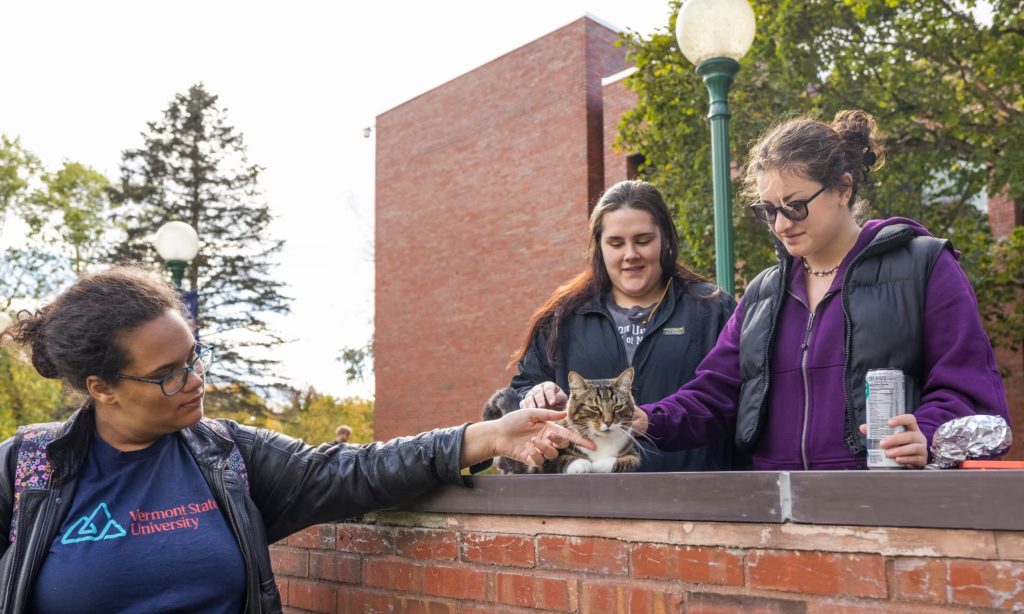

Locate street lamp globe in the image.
[154,221,200,262]
[675,0,756,66]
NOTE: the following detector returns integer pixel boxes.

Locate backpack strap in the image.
[9,422,63,544]
[201,419,250,495]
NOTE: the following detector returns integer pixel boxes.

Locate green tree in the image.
[619,0,1023,347]
[0,347,69,440]
[110,84,291,389]
[278,387,374,445]
[26,161,111,275]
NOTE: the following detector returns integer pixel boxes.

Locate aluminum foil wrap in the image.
[925,415,1012,469]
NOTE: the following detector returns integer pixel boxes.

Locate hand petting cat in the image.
[460,408,596,469]
[520,381,568,409]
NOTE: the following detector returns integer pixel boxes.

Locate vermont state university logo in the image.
[61,502,126,544]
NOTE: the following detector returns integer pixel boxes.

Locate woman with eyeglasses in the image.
[633,110,1009,470]
[0,267,589,613]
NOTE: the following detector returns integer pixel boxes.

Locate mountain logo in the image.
[61,502,126,544]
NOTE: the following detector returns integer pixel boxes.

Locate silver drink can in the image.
[866,369,907,469]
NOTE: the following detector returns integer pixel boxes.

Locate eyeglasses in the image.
[750,184,829,225]
[117,344,214,396]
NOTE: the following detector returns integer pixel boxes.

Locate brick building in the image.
[374,16,1021,447]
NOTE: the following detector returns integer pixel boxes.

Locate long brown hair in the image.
[510,180,712,367]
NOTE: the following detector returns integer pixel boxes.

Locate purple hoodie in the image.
[642,218,1011,470]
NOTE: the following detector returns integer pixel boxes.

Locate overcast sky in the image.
[1,0,677,399]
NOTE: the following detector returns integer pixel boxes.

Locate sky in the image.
[0,0,678,399]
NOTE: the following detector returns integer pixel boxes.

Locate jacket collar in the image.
[45,402,233,482]
[578,277,681,318]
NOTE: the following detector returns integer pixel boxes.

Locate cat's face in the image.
[565,368,635,438]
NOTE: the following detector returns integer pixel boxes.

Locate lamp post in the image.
[675,0,756,296]
[154,221,200,332]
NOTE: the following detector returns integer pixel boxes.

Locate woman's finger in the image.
[532,437,559,460]
[881,430,925,449]
[545,422,596,451]
[888,413,921,431]
[886,442,926,459]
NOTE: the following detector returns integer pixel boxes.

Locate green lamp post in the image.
[154,221,201,333]
[675,0,756,296]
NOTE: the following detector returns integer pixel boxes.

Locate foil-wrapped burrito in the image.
[925,415,1012,469]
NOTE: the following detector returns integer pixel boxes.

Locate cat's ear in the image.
[567,371,588,393]
[613,367,635,393]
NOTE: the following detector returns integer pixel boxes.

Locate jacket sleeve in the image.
[229,422,469,543]
[509,324,556,399]
[915,250,1011,447]
[641,299,745,451]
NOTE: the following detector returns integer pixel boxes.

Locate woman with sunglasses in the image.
[633,110,1009,470]
[0,267,589,613]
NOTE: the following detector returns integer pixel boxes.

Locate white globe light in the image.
[154,221,200,262]
[676,0,756,66]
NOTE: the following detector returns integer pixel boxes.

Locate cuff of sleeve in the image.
[640,403,669,443]
[438,423,475,487]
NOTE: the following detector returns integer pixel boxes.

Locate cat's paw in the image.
[590,458,617,473]
[565,459,593,474]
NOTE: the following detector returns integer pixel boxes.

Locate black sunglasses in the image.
[750,184,829,225]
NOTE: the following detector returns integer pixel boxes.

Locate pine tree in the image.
[111,84,290,389]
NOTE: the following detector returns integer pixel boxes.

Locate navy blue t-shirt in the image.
[31,432,246,613]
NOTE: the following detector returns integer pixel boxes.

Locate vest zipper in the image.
[800,312,816,471]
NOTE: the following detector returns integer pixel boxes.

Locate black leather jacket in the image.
[0,405,468,613]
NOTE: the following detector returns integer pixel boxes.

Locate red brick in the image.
[337,524,395,555]
[538,534,628,575]
[394,528,459,561]
[461,532,535,568]
[337,588,392,614]
[892,557,948,604]
[631,543,743,586]
[270,546,308,578]
[288,579,337,613]
[747,550,887,598]
[496,571,573,611]
[310,551,361,584]
[277,578,289,605]
[949,558,1024,609]
[363,559,424,593]
[291,524,336,550]
[393,597,458,614]
[423,564,491,601]
[687,592,808,614]
[581,581,683,614]
[374,18,628,441]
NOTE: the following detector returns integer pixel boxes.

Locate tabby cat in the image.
[480,369,641,474]
[549,368,641,474]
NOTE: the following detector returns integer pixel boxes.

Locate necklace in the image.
[641,280,672,326]
[802,258,840,277]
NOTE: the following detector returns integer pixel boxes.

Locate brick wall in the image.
[271,512,1024,613]
[374,17,627,441]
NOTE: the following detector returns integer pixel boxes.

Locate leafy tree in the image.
[279,387,374,445]
[0,347,69,440]
[619,0,1023,347]
[110,84,290,389]
[0,135,40,231]
[337,339,374,384]
[25,162,111,276]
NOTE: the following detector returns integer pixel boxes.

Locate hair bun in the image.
[11,309,61,379]
[863,150,877,167]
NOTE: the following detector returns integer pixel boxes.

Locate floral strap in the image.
[9,423,62,544]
